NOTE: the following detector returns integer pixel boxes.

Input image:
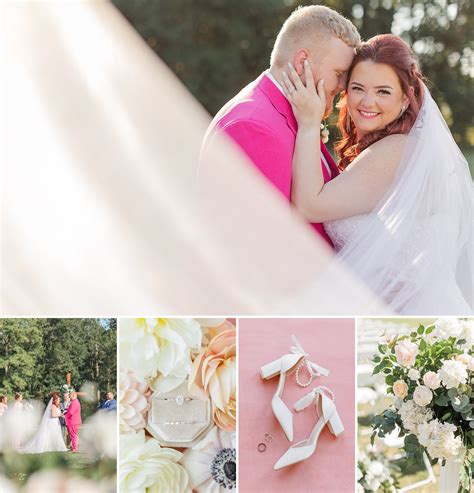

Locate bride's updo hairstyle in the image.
[52,395,60,406]
[336,34,425,170]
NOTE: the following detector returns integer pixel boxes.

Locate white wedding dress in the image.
[324,87,474,315]
[19,399,67,454]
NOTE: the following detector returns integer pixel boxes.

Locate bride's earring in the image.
[398,104,407,118]
[346,112,352,133]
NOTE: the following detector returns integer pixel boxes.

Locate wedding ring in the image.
[264,432,273,443]
[257,442,267,452]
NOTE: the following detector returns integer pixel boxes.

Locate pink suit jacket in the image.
[65,398,82,427]
[204,72,340,246]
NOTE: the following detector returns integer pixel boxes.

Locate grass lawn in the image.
[2,450,96,486]
[1,449,116,489]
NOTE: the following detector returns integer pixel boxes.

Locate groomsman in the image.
[100,392,117,412]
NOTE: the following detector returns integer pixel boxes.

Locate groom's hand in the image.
[281,61,326,129]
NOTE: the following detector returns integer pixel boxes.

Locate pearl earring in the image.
[399,104,407,118]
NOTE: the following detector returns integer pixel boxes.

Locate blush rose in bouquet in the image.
[371,319,474,492]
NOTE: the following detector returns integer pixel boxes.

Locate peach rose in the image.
[393,380,408,398]
[189,327,236,431]
[395,340,419,367]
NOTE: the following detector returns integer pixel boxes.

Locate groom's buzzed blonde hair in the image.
[271,5,360,68]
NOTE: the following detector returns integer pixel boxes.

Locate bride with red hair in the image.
[282,34,473,314]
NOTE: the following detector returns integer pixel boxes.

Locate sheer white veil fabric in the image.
[336,87,474,314]
[18,399,53,454]
[0,0,386,315]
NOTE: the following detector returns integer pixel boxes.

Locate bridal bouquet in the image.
[371,319,474,492]
[119,318,236,493]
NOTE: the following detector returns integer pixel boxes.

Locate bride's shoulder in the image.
[348,134,408,171]
[365,133,408,154]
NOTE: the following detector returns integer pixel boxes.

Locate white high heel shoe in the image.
[260,336,329,441]
[273,386,343,470]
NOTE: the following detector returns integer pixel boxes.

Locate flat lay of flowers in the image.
[370,318,474,492]
[119,318,236,493]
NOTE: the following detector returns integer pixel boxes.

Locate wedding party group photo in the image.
[0,318,117,493]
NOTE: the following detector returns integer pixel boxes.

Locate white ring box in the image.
[147,380,213,447]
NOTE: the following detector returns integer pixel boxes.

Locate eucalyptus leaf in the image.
[435,393,450,406]
[448,388,459,398]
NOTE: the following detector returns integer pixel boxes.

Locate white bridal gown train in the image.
[19,399,67,454]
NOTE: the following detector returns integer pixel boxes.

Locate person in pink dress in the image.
[202,5,360,246]
[64,391,82,452]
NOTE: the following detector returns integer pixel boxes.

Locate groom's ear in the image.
[293,49,310,76]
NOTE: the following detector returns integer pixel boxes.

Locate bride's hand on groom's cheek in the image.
[282,60,326,129]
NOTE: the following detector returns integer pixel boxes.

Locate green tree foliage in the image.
[0,319,117,404]
[113,0,473,150]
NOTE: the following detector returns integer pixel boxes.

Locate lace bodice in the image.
[324,214,370,252]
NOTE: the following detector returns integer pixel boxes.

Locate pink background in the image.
[238,318,355,493]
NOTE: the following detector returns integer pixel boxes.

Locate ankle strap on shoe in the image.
[294,386,335,411]
[290,335,329,379]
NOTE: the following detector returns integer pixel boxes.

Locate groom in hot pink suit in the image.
[203,6,359,246]
[65,392,82,452]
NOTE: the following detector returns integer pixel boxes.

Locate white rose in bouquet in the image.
[423,371,441,390]
[408,369,420,381]
[456,353,474,371]
[428,318,464,342]
[395,340,419,367]
[413,386,433,407]
[438,359,468,389]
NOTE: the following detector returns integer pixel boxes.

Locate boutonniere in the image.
[320,121,329,144]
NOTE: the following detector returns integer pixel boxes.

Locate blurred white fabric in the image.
[0,0,384,315]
